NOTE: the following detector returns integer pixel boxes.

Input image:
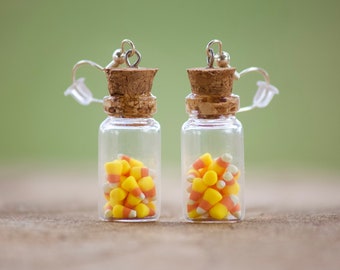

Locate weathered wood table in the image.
[1,165,339,270]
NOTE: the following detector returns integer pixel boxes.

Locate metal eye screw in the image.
[206,39,230,68]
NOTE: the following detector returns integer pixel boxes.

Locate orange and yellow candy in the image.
[102,154,157,220]
[186,152,242,221]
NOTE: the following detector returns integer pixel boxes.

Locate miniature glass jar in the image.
[181,68,245,222]
[98,68,161,222]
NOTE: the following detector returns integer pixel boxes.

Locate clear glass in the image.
[181,115,245,222]
[98,117,161,222]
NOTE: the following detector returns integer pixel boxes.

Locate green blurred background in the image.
[1,0,339,172]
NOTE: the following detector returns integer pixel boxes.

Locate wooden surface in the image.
[0,165,339,270]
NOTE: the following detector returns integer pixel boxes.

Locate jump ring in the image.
[125,49,141,68]
[206,48,215,68]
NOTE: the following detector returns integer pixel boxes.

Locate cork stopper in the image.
[103,68,158,118]
[186,67,239,118]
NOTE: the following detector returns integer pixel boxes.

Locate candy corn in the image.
[188,178,208,204]
[208,153,232,176]
[138,176,156,200]
[185,152,242,221]
[112,205,137,219]
[105,160,123,184]
[121,176,145,200]
[192,153,213,170]
[196,188,222,214]
[102,154,157,220]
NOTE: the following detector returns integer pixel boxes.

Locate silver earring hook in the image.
[72,60,104,82]
[238,67,270,85]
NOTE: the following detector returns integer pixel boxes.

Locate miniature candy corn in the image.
[222,182,240,196]
[103,182,118,200]
[112,205,137,219]
[135,203,151,218]
[196,188,222,214]
[186,168,200,182]
[102,154,158,220]
[187,209,200,219]
[222,171,240,195]
[188,178,208,204]
[120,159,131,176]
[187,201,199,213]
[223,171,235,185]
[192,153,212,170]
[118,154,144,167]
[124,193,143,209]
[209,153,232,176]
[105,160,123,184]
[202,170,218,186]
[103,202,113,218]
[121,176,145,200]
[130,166,153,180]
[104,201,112,211]
[209,202,228,220]
[220,195,241,219]
[104,209,113,219]
[138,176,156,200]
[185,152,242,221]
[228,164,240,180]
[110,187,128,204]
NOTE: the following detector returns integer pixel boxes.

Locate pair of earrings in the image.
[65,39,278,223]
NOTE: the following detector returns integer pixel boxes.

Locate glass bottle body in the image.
[98,117,161,222]
[181,115,245,222]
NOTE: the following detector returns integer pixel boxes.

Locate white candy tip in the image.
[139,193,146,200]
[232,211,241,219]
[223,172,233,181]
[103,182,118,193]
[222,153,233,162]
[196,207,206,215]
[129,210,137,218]
[230,194,240,204]
[228,164,239,174]
[216,180,226,189]
[104,209,112,219]
[188,199,196,205]
[186,175,195,183]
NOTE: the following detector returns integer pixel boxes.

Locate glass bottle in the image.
[181,67,245,223]
[64,40,163,222]
[99,68,161,222]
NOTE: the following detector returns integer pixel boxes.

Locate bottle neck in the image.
[185,94,239,119]
[103,95,156,118]
[102,116,159,128]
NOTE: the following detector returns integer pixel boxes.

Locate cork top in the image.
[186,67,239,118]
[103,68,158,118]
[187,67,235,96]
